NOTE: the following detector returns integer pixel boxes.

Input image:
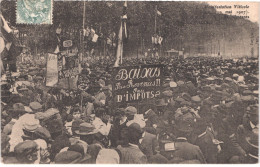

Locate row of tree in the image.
[1,1,259,57]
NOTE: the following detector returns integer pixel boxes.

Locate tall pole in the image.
[155,5,157,34]
[82,1,86,56]
[137,29,139,59]
[80,1,86,115]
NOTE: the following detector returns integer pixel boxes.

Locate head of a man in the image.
[128,123,143,145]
[14,141,38,163]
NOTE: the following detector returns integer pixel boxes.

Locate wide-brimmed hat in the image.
[75,123,98,135]
[23,114,40,132]
[71,119,85,134]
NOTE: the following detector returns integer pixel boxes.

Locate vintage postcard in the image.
[0,0,259,164]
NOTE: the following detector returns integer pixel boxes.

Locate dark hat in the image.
[14,140,38,156]
[44,118,64,134]
[181,93,191,101]
[11,103,25,112]
[68,144,85,156]
[34,127,52,142]
[75,123,98,135]
[71,119,85,134]
[128,122,143,134]
[54,151,82,164]
[246,104,258,116]
[175,111,196,133]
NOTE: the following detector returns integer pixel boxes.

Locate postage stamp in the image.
[16,0,52,24]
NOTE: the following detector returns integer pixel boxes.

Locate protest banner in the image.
[46,53,58,87]
[112,64,164,110]
[57,51,79,90]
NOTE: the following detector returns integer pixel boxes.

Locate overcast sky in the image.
[207,1,259,23]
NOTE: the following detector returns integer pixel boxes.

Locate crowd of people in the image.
[1,53,259,164]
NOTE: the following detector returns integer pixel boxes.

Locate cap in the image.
[29,102,42,111]
[54,151,82,164]
[125,106,137,115]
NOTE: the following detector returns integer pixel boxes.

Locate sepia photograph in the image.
[0,0,259,164]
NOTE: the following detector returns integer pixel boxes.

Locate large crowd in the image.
[1,53,259,164]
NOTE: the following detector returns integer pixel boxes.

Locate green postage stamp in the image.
[16,0,52,24]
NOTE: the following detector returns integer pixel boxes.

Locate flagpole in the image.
[155,5,157,34]
[82,1,86,56]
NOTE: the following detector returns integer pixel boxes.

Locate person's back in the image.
[117,144,147,164]
[117,123,147,164]
[172,138,206,163]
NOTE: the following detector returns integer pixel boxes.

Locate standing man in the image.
[117,123,147,164]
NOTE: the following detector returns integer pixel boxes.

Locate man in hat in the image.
[168,107,206,163]
[13,140,38,164]
[110,108,128,147]
[75,122,99,145]
[29,101,42,113]
[54,151,83,164]
[117,123,147,164]
[2,103,26,135]
[9,113,39,152]
[1,133,12,163]
[229,104,259,163]
[129,114,160,162]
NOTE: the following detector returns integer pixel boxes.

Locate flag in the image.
[157,10,161,16]
[122,1,128,42]
[92,34,99,43]
[114,22,123,67]
[114,1,127,67]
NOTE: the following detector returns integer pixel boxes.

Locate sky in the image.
[207,1,259,23]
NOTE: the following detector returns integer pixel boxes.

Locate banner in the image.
[112,64,164,107]
[56,52,79,90]
[46,53,58,87]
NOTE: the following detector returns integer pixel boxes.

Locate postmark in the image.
[16,0,52,24]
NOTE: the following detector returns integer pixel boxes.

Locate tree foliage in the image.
[1,0,258,57]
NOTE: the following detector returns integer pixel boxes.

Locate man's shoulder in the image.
[2,156,19,164]
[177,141,200,150]
[144,132,156,141]
[145,132,156,137]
